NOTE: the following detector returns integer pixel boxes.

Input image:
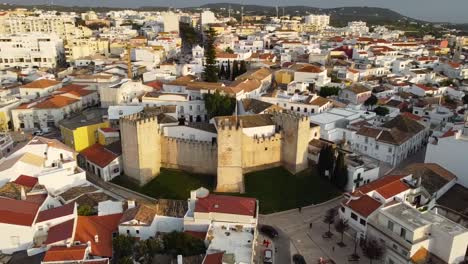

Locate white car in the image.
[264,249,273,263]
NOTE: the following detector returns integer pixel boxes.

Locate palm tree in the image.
[323,208,337,237]
[334,218,349,246]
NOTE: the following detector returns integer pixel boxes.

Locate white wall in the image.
[0,224,34,254]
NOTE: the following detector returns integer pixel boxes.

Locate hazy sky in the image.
[4,0,468,23]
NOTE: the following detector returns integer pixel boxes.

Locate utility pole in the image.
[241,6,244,26]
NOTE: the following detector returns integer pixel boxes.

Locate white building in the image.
[200,11,217,26]
[304,14,330,29]
[368,202,468,264]
[0,33,64,70]
[425,118,468,188]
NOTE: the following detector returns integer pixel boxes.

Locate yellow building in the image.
[274,70,294,85]
[59,108,110,152]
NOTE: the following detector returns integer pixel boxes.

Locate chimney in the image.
[20,186,26,200]
[127,200,136,209]
[177,255,183,264]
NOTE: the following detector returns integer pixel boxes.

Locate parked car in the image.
[264,249,273,263]
[32,130,44,136]
[260,225,279,239]
[293,254,306,264]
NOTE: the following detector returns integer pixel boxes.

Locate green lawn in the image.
[112,166,341,214]
[111,168,215,200]
[240,166,342,214]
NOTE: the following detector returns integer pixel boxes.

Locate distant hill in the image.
[197,3,424,26]
[0,2,425,26]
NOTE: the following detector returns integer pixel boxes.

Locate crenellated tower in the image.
[120,113,162,186]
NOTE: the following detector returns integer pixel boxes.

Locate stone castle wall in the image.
[161,137,217,175]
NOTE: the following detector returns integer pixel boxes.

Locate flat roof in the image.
[206,222,255,264]
[309,112,344,125]
[382,203,467,235]
[59,108,108,130]
[328,108,359,117]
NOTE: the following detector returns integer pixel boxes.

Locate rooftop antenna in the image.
[276,4,279,18]
[282,7,285,17]
[228,4,231,20]
[241,6,244,26]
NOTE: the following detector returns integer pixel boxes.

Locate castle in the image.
[120,111,317,193]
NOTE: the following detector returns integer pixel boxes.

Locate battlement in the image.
[163,136,217,148]
[251,133,282,143]
[216,117,240,131]
[267,109,309,123]
[120,112,159,126]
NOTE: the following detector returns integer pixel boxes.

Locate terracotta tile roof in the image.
[13,175,38,188]
[402,163,456,194]
[25,193,48,204]
[214,114,274,128]
[0,182,33,200]
[411,247,429,264]
[36,202,75,223]
[20,79,61,89]
[203,252,224,264]
[309,96,330,107]
[382,115,426,135]
[345,195,381,218]
[120,200,187,225]
[356,126,381,138]
[296,65,323,73]
[344,84,370,94]
[401,112,422,121]
[59,185,99,202]
[0,197,41,226]
[440,128,456,138]
[34,95,80,109]
[216,52,238,59]
[357,174,408,194]
[195,194,256,217]
[80,144,119,168]
[376,128,411,145]
[44,219,75,244]
[99,127,119,133]
[43,245,87,262]
[348,68,360,74]
[58,84,87,92]
[75,214,123,257]
[415,84,437,91]
[375,180,409,199]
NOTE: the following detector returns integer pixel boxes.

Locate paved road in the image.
[86,172,155,203]
[257,196,383,264]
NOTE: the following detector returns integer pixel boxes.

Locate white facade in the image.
[0,33,64,70]
[304,15,330,28]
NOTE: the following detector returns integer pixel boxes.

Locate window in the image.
[375,144,379,150]
[126,230,130,234]
[360,219,366,226]
[387,220,394,231]
[10,236,19,247]
[365,137,368,143]
[400,228,406,238]
[392,244,398,250]
[388,147,392,153]
[351,212,358,221]
[136,230,140,234]
[341,207,345,213]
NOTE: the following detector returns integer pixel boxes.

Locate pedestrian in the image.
[298,207,302,213]
[309,222,313,229]
[332,246,335,252]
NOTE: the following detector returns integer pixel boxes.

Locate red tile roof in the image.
[44,219,75,244]
[36,202,75,223]
[25,193,48,204]
[195,194,256,217]
[356,175,408,194]
[345,195,382,218]
[58,84,87,92]
[441,128,456,138]
[0,198,40,226]
[99,127,118,133]
[375,180,409,199]
[20,79,61,89]
[80,144,119,168]
[43,245,87,262]
[13,175,38,188]
[34,95,79,109]
[203,252,224,264]
[74,214,123,257]
[401,112,422,121]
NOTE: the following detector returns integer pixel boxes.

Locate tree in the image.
[239,60,247,74]
[319,86,341,97]
[323,208,337,237]
[362,238,385,264]
[204,90,236,118]
[112,235,135,261]
[225,47,234,54]
[203,27,219,82]
[180,22,198,48]
[463,93,468,105]
[226,60,231,80]
[333,151,349,190]
[135,239,163,264]
[318,145,335,178]
[162,231,206,257]
[77,204,94,216]
[218,64,226,79]
[334,218,349,246]
[364,94,378,110]
[232,60,239,80]
[373,106,389,116]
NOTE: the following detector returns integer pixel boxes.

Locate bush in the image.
[77,204,95,216]
[374,106,389,116]
[292,254,307,264]
[319,86,341,97]
[162,231,206,257]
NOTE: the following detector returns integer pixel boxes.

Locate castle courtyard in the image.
[112,166,342,214]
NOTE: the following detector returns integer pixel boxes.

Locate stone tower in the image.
[271,111,310,174]
[120,113,161,186]
[216,117,244,193]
